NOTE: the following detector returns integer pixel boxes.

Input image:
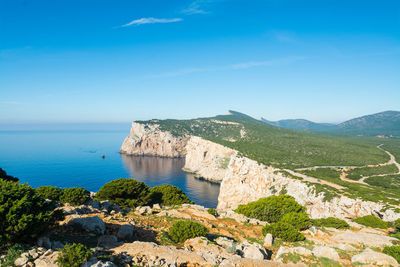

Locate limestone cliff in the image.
[120,122,400,220]
[120,122,188,157]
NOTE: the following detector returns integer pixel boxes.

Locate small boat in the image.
[101,154,105,159]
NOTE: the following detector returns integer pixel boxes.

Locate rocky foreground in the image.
[3,200,400,267]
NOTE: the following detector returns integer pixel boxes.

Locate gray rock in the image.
[37,236,51,249]
[97,235,121,248]
[275,246,312,261]
[352,248,398,266]
[136,206,152,215]
[89,200,101,210]
[34,250,60,267]
[68,215,105,234]
[264,233,273,247]
[312,246,340,261]
[51,241,64,250]
[215,236,235,249]
[28,249,40,259]
[88,261,117,267]
[152,203,161,210]
[117,224,135,241]
[238,242,268,260]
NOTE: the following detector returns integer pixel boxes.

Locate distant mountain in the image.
[261,118,335,132]
[262,111,400,137]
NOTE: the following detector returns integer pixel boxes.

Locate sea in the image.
[0,123,220,208]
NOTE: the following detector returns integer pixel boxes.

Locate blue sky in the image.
[1,0,399,124]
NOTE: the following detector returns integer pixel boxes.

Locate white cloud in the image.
[182,0,208,15]
[121,17,182,27]
[147,56,306,78]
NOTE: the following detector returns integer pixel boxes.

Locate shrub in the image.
[36,186,63,201]
[208,208,217,217]
[311,217,350,229]
[60,187,90,206]
[0,179,62,245]
[394,218,400,231]
[1,244,26,266]
[96,178,151,208]
[168,220,209,243]
[391,232,400,240]
[280,212,311,230]
[383,245,400,263]
[353,215,388,229]
[149,185,193,206]
[234,195,306,223]
[262,222,305,242]
[56,243,92,267]
[0,167,18,182]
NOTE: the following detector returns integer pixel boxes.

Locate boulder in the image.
[184,237,234,265]
[264,233,273,247]
[117,224,134,241]
[330,243,357,251]
[237,241,269,260]
[51,241,64,250]
[312,246,340,261]
[88,260,117,267]
[215,236,235,249]
[34,250,60,267]
[97,235,121,248]
[352,248,398,266]
[37,236,51,249]
[136,206,152,215]
[67,215,105,234]
[333,230,397,247]
[152,203,161,210]
[14,252,29,266]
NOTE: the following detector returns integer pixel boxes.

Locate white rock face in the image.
[120,122,188,157]
[183,136,236,182]
[352,248,398,266]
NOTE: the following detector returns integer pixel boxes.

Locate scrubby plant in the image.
[56,243,92,267]
[149,185,193,206]
[96,178,151,208]
[0,179,62,245]
[208,208,217,217]
[383,245,400,263]
[60,187,90,206]
[353,215,388,229]
[36,186,63,201]
[168,220,209,243]
[234,195,306,223]
[394,218,400,231]
[1,244,26,266]
[391,232,400,240]
[280,212,312,230]
[0,167,18,182]
[262,222,305,242]
[311,217,350,229]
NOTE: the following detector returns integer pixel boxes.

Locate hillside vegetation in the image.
[138,111,388,169]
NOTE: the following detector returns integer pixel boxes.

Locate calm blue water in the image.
[0,130,220,208]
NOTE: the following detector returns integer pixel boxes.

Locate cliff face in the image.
[183,136,236,183]
[217,156,400,220]
[120,122,400,220]
[120,122,188,157]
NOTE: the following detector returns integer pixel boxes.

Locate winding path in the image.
[287,144,400,188]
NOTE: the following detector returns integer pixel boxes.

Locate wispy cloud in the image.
[121,17,182,27]
[182,0,225,15]
[147,56,306,78]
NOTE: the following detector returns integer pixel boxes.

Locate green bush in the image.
[208,208,217,217]
[96,178,151,208]
[311,217,350,229]
[262,222,305,242]
[36,186,63,201]
[280,212,311,230]
[149,185,193,206]
[168,220,209,243]
[234,195,306,223]
[391,232,400,240]
[60,187,90,206]
[56,243,92,267]
[0,179,62,245]
[383,245,400,263]
[394,218,400,231]
[1,244,26,266]
[353,215,388,229]
[0,167,18,182]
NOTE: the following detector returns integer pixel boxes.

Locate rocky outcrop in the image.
[183,136,236,182]
[120,122,188,157]
[217,155,400,220]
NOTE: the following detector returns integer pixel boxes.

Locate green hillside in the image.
[138,111,388,169]
[263,110,400,137]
